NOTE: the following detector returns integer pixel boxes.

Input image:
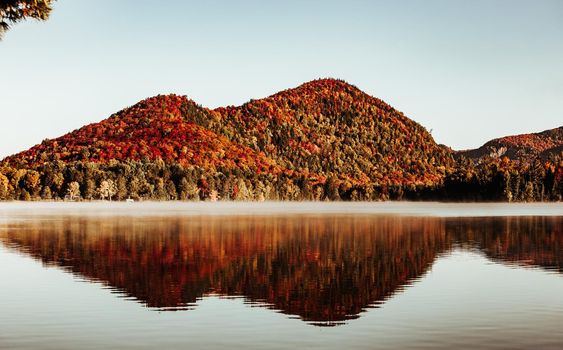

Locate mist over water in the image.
[0,203,562,349]
[1,201,562,218]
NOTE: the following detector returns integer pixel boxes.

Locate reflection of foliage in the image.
[2,216,561,325]
[447,217,563,273]
[0,0,55,38]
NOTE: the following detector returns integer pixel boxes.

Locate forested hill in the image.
[4,96,282,175]
[457,126,563,161]
[0,79,561,201]
[4,79,452,187]
[212,79,452,187]
[0,79,453,201]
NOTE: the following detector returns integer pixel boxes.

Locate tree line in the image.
[1,153,561,202]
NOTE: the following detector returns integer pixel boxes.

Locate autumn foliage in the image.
[0,79,561,201]
[458,126,563,161]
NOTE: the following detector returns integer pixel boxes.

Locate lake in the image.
[0,202,562,350]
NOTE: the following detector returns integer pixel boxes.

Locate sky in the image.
[1,0,562,159]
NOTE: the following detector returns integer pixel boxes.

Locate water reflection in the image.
[0,215,561,326]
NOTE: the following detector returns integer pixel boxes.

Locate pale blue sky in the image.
[1,0,562,158]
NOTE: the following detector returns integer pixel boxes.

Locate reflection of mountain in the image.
[447,217,563,273]
[1,216,561,326]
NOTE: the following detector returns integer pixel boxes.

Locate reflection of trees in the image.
[1,216,561,325]
[209,217,447,324]
[447,217,563,273]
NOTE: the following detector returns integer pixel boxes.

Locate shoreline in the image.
[0,201,562,218]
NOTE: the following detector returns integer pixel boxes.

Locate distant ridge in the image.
[457,126,563,161]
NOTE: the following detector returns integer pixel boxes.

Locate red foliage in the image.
[6,95,281,174]
[556,166,563,183]
[3,79,458,188]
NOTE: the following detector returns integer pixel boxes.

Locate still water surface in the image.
[0,203,562,349]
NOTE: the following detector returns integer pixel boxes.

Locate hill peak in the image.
[297,78,359,90]
[279,78,364,98]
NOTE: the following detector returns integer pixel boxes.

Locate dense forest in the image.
[1,79,561,201]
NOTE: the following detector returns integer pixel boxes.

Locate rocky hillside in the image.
[458,126,563,161]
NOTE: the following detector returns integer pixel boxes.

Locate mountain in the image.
[2,79,452,197]
[4,95,282,174]
[457,126,563,161]
[1,79,560,202]
[211,79,452,186]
